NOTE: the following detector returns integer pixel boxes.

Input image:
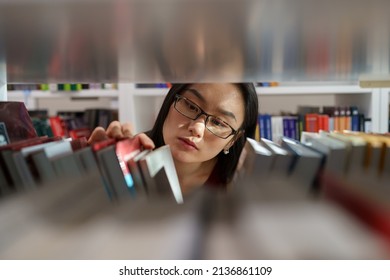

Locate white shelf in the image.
[256,85,372,95]
[131,85,372,96]
[133,88,169,97]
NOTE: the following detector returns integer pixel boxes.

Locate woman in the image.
[89,83,258,195]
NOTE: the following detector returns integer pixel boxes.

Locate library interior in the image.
[1,0,390,259]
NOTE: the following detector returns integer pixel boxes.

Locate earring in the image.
[223,149,229,155]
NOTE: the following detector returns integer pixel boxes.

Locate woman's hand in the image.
[87,121,155,149]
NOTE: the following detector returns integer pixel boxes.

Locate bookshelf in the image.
[5,82,389,134]
[7,88,119,116]
[116,83,389,134]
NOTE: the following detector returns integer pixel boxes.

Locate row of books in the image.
[135,83,172,89]
[0,132,389,259]
[257,105,369,141]
[245,131,390,189]
[0,134,182,204]
[241,130,390,247]
[7,83,118,92]
[29,109,118,140]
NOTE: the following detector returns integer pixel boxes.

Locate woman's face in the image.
[163,83,245,164]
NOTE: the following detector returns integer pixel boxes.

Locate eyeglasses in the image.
[174,94,238,139]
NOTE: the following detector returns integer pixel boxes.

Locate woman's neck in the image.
[174,158,217,195]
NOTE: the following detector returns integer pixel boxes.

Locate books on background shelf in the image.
[7,83,118,92]
[28,108,118,140]
[135,83,172,89]
[257,105,369,142]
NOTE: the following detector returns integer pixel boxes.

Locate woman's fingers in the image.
[105,121,135,140]
[87,127,109,144]
[106,121,124,139]
[121,123,134,138]
[87,122,155,151]
[136,133,155,150]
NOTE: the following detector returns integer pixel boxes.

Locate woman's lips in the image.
[178,137,198,150]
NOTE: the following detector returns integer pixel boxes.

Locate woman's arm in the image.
[87,121,155,149]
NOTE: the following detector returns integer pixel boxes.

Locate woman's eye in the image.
[185,100,199,112]
[211,118,227,128]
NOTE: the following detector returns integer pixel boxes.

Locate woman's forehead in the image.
[183,84,245,122]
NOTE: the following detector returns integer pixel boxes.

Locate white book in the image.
[271,116,284,143]
[138,145,183,204]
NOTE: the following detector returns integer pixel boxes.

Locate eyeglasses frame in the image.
[173,94,238,139]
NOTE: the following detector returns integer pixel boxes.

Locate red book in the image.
[305,113,319,132]
[318,114,329,131]
[69,128,91,140]
[0,101,37,143]
[91,138,116,152]
[0,136,64,152]
[49,116,68,137]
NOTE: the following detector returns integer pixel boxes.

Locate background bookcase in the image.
[6,82,390,134]
[117,83,389,134]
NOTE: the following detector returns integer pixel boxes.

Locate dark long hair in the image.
[147,83,258,187]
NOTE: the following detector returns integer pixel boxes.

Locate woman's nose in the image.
[188,115,207,138]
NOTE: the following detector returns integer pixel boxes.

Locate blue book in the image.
[264,114,272,141]
[258,114,266,140]
[350,106,360,131]
[283,118,290,138]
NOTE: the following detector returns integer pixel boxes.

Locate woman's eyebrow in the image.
[186,88,237,122]
[186,88,206,102]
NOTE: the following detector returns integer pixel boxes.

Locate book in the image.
[305,113,319,132]
[0,122,10,146]
[326,131,367,177]
[91,137,143,201]
[0,136,63,191]
[280,136,324,190]
[261,138,294,177]
[343,132,390,178]
[243,138,274,181]
[127,149,150,195]
[114,138,143,192]
[0,102,37,142]
[138,145,183,204]
[350,106,360,131]
[94,145,130,201]
[302,131,349,177]
[258,114,272,140]
[49,116,68,138]
[271,116,284,143]
[28,140,74,184]
[51,153,85,178]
